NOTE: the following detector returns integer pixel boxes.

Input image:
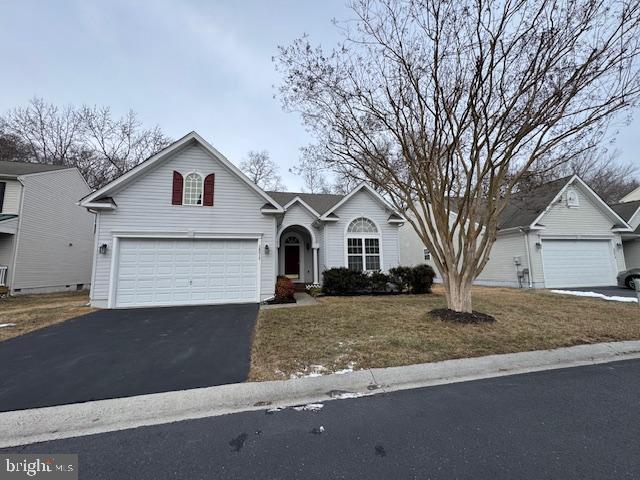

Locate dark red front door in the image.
[284,245,300,277]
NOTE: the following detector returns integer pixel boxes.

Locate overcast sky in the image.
[0,0,638,191]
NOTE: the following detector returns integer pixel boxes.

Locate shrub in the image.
[322,268,369,295]
[305,283,322,297]
[369,271,390,293]
[389,266,413,292]
[275,275,295,302]
[409,264,436,294]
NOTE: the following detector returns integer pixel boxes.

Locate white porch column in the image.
[312,247,319,284]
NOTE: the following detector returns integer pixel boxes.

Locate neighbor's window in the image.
[183,172,203,205]
[423,248,431,261]
[347,217,381,271]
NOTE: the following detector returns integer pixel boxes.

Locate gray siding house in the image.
[400,176,631,289]
[611,200,640,272]
[0,161,95,294]
[80,132,404,308]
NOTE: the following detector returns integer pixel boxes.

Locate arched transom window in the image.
[346,217,380,271]
[184,172,203,205]
[284,235,300,245]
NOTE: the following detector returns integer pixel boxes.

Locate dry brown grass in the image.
[249,285,640,381]
[0,291,94,341]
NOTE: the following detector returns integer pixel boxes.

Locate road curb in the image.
[2,340,640,448]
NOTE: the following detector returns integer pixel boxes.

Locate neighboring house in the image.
[610,200,640,271]
[400,176,631,289]
[0,161,94,294]
[80,131,404,308]
[620,185,640,203]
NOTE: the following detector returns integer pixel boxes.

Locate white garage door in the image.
[542,240,617,288]
[115,238,259,308]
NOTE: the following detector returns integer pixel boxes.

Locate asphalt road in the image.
[5,359,640,479]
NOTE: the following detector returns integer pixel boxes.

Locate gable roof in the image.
[80,131,284,212]
[266,191,344,216]
[610,200,640,223]
[0,160,70,177]
[498,176,572,229]
[319,183,404,220]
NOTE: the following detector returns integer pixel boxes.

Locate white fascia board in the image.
[283,196,321,218]
[80,131,285,212]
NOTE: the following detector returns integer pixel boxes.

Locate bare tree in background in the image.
[295,146,363,194]
[0,98,171,188]
[519,148,640,203]
[277,0,640,313]
[240,150,285,191]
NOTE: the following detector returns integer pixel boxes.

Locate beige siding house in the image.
[400,176,631,289]
[0,161,95,294]
[81,132,404,309]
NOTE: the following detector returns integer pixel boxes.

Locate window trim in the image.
[0,181,5,213]
[344,216,383,272]
[182,171,204,206]
[423,248,431,261]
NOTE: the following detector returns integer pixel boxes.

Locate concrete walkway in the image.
[2,340,640,448]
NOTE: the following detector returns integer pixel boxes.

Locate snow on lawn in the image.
[0,323,16,328]
[551,290,638,303]
[291,361,358,379]
[292,403,324,412]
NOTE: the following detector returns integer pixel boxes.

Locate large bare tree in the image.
[276,0,640,313]
[239,150,285,191]
[0,98,171,188]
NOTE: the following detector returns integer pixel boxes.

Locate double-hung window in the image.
[347,217,381,272]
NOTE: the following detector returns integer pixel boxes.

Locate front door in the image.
[284,244,300,279]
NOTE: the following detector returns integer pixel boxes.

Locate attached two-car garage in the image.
[541,239,618,288]
[114,238,259,308]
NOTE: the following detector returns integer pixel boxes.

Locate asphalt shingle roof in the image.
[0,160,69,176]
[266,191,345,215]
[610,200,640,222]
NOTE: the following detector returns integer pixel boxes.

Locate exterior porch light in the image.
[99,243,108,255]
[264,244,270,254]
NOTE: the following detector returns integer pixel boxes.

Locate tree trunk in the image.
[443,276,473,313]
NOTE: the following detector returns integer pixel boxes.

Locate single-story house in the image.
[400,175,631,289]
[0,161,95,294]
[80,131,404,308]
[611,199,640,271]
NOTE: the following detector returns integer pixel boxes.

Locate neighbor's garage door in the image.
[541,239,617,288]
[115,238,259,308]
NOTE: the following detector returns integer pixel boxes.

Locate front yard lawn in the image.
[250,285,640,381]
[0,291,94,341]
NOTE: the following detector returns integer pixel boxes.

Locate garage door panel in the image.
[115,238,259,307]
[542,240,617,288]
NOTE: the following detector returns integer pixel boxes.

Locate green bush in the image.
[389,266,413,293]
[322,268,369,295]
[409,264,436,293]
[369,271,390,293]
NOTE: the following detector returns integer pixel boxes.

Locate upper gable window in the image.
[347,217,378,234]
[566,188,579,208]
[184,172,203,206]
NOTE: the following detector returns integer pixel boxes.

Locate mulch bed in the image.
[266,297,297,305]
[430,308,496,324]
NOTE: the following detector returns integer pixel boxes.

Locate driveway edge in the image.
[2,340,640,448]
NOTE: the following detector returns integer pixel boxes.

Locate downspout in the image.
[520,227,534,288]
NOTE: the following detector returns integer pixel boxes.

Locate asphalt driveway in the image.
[565,286,637,298]
[0,303,258,412]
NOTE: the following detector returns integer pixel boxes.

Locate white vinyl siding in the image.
[475,232,529,287]
[115,238,258,307]
[0,180,22,214]
[92,144,276,307]
[622,240,640,269]
[11,169,94,292]
[323,190,400,272]
[541,239,617,288]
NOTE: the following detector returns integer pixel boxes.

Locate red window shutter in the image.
[172,171,183,205]
[203,174,215,206]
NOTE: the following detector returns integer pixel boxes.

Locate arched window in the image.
[346,217,380,271]
[284,235,300,245]
[183,172,203,205]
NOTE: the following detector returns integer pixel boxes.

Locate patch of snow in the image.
[265,407,285,414]
[291,365,327,379]
[333,361,357,375]
[0,323,16,328]
[551,290,638,303]
[293,403,324,412]
[333,392,363,399]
